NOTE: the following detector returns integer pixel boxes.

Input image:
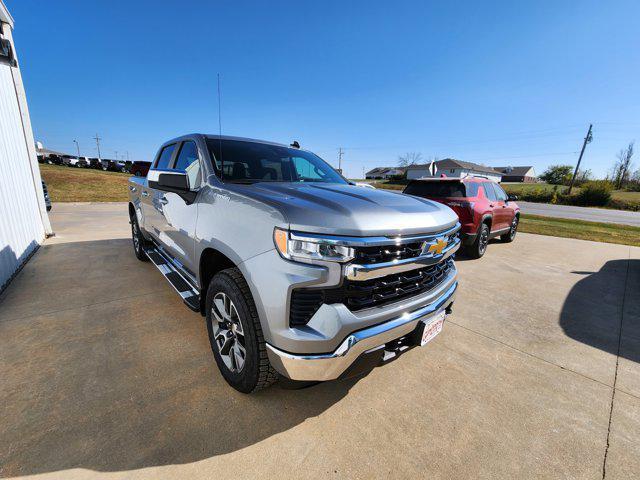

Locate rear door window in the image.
[483,183,498,201]
[154,144,176,170]
[492,183,508,201]
[173,141,201,188]
[404,181,467,198]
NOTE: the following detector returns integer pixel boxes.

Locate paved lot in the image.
[519,201,640,227]
[1,202,638,479]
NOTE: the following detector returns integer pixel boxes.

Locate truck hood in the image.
[225,182,459,236]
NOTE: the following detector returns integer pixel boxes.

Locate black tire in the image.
[130,214,149,261]
[205,268,278,393]
[466,222,490,259]
[501,215,519,243]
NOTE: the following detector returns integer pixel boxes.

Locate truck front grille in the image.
[289,258,454,327]
[353,241,424,264]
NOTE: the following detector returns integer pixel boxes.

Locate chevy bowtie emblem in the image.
[423,237,448,256]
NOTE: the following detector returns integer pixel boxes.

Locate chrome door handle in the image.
[159,197,168,205]
[141,191,149,197]
[129,185,137,192]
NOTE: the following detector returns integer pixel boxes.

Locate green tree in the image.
[539,165,573,185]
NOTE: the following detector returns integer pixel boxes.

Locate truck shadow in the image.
[0,238,358,477]
[559,259,639,364]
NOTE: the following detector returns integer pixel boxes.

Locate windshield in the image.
[206,138,347,184]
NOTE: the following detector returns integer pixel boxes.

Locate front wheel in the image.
[206,268,278,393]
[501,215,519,243]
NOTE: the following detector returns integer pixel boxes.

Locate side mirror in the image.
[150,171,197,204]
[158,172,190,192]
[507,194,518,202]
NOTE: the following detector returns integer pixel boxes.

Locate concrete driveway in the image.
[1,202,638,479]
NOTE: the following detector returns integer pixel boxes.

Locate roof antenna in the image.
[217,73,224,180]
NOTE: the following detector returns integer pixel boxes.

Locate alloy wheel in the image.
[479,227,489,255]
[211,292,247,373]
[131,219,140,251]
[510,217,519,239]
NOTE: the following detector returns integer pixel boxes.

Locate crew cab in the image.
[128,134,460,392]
[403,177,519,258]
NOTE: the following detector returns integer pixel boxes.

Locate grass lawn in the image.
[519,214,640,247]
[502,182,638,203]
[611,190,640,202]
[502,182,569,194]
[39,164,130,202]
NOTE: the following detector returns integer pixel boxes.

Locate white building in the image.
[0,1,52,291]
[406,158,503,183]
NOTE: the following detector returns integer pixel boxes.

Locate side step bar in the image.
[145,247,200,311]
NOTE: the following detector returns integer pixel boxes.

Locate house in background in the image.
[406,159,504,182]
[492,166,537,183]
[365,166,406,179]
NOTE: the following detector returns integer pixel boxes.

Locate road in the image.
[518,201,640,226]
[0,203,638,479]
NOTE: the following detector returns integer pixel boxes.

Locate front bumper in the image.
[266,280,457,381]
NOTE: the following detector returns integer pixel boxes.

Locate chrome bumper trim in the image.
[266,281,457,381]
[290,223,461,247]
[344,236,460,281]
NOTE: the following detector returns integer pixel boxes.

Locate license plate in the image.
[420,310,446,346]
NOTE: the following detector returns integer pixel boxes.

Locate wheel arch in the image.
[199,248,238,315]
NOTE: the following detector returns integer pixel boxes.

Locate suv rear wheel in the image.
[467,222,489,259]
[501,215,519,243]
[205,268,278,393]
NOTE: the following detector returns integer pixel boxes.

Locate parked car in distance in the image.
[42,181,51,211]
[88,157,102,169]
[129,134,460,393]
[403,177,519,259]
[61,155,81,167]
[101,159,127,172]
[130,160,151,177]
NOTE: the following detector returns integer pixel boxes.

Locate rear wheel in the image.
[206,268,278,393]
[467,222,489,259]
[501,215,519,242]
[130,214,149,261]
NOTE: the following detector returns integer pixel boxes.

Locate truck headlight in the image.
[273,228,355,263]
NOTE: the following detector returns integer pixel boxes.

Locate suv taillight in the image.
[445,201,475,222]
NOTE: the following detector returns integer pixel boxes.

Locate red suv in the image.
[403,177,519,258]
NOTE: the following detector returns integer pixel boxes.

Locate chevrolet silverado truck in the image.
[128,134,460,393]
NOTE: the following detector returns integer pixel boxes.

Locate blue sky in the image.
[8,0,640,178]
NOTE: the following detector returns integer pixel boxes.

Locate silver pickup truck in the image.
[128,134,460,393]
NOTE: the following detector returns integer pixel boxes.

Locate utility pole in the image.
[362,166,365,179]
[93,133,102,160]
[126,150,130,162]
[567,124,593,195]
[338,148,344,173]
[73,139,80,157]
[114,150,118,161]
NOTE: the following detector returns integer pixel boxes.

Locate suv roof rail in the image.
[462,173,490,180]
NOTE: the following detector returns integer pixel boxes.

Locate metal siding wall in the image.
[0,62,44,288]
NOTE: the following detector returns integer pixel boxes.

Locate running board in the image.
[145,247,200,311]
